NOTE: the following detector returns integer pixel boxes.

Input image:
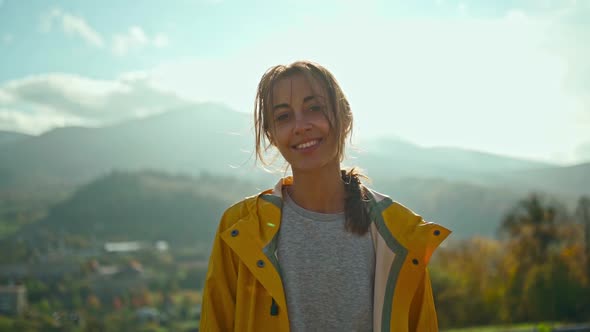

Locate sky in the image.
[0,0,589,165]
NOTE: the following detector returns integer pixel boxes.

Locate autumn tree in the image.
[499,193,571,321]
[500,193,567,266]
[576,196,590,279]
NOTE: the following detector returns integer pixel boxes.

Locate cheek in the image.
[309,112,331,132]
[271,128,289,147]
[318,118,332,135]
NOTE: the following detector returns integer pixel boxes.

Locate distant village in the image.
[0,239,206,330]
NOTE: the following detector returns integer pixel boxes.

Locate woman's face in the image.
[269,74,340,173]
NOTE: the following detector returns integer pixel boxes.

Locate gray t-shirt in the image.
[277,190,375,332]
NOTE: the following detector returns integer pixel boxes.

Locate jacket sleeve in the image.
[199,211,239,331]
[409,268,439,332]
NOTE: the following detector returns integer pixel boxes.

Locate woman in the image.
[199,61,451,331]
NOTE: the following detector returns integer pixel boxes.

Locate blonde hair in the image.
[254,60,353,165]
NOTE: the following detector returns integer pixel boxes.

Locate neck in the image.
[288,162,345,213]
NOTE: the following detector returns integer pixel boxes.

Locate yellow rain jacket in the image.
[200,177,451,331]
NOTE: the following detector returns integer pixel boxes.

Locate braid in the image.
[341,168,371,235]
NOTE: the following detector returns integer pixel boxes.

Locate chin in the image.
[290,159,339,173]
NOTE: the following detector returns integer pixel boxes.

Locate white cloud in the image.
[576,141,590,162]
[112,27,169,56]
[140,58,272,116]
[0,73,188,134]
[549,7,590,116]
[40,8,169,55]
[153,33,169,48]
[60,11,104,47]
[0,107,92,135]
[41,8,105,48]
[0,89,13,103]
[458,3,467,14]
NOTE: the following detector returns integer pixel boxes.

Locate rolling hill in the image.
[0,131,32,146]
[1,102,587,196]
[0,103,272,190]
[9,170,523,245]
[0,102,588,242]
[14,170,259,248]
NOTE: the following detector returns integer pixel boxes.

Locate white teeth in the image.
[296,140,319,149]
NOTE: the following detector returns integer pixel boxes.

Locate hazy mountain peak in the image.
[0,130,33,146]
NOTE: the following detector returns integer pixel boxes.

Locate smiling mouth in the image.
[293,139,322,150]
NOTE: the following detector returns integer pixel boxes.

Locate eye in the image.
[275,112,290,122]
[309,105,324,112]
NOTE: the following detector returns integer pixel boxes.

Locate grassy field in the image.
[441,324,542,332]
[0,221,19,238]
[443,322,590,332]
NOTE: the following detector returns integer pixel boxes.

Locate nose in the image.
[293,112,312,135]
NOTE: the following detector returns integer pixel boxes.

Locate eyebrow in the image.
[272,95,321,112]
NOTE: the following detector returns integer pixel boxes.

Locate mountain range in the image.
[0,131,32,146]
[0,102,588,239]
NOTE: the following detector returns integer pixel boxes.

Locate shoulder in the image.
[364,186,451,242]
[218,195,256,229]
[217,189,273,231]
[364,186,412,218]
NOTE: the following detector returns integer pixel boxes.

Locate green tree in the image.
[431,237,505,328]
[575,196,590,279]
[499,193,587,323]
[500,193,565,267]
[0,317,14,332]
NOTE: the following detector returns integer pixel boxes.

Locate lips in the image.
[293,139,322,150]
